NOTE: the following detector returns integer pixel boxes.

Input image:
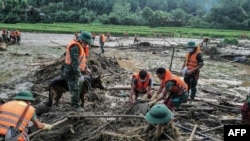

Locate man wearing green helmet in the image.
[0,91,52,141]
[62,31,93,111]
[181,41,204,104]
[241,95,250,125]
[144,104,175,139]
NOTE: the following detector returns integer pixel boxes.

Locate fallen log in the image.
[220,116,241,122]
[107,86,158,90]
[175,107,216,112]
[29,57,64,66]
[206,102,240,110]
[9,52,32,56]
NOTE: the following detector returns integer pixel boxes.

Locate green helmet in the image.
[13,90,34,101]
[145,104,173,124]
[78,31,93,45]
[186,41,197,48]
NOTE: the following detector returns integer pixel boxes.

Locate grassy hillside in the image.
[0,23,249,38]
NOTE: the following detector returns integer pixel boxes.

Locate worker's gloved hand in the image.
[148,99,157,107]
[79,75,85,82]
[150,94,157,101]
[43,124,53,130]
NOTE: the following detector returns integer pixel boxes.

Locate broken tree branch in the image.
[68,114,145,119]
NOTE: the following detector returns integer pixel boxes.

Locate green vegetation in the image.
[0,0,249,30]
[0,23,249,38]
[223,38,239,45]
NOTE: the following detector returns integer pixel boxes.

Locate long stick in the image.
[169,47,175,71]
[200,125,224,134]
[29,118,68,138]
[68,114,145,119]
[187,124,197,141]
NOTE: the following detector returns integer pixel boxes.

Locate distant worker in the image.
[106,32,110,41]
[62,31,93,111]
[144,104,174,139]
[0,91,52,141]
[202,37,210,47]
[99,33,105,54]
[1,28,8,43]
[181,41,203,104]
[16,30,21,45]
[130,70,152,104]
[150,68,188,111]
[133,34,140,45]
[74,32,79,40]
[10,30,17,44]
[92,32,96,41]
[241,96,250,125]
[124,31,128,38]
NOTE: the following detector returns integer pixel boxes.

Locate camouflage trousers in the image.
[66,77,82,108]
[184,72,200,100]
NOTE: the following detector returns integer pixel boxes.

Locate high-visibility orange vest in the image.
[160,69,187,95]
[185,47,202,69]
[100,34,106,43]
[168,75,188,95]
[0,101,35,140]
[10,31,16,37]
[83,44,89,58]
[132,73,150,91]
[161,69,172,88]
[16,30,21,37]
[65,40,87,72]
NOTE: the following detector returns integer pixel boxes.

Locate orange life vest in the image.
[83,44,89,58]
[161,69,187,95]
[100,34,106,43]
[10,31,16,38]
[132,73,150,91]
[16,30,21,37]
[0,101,35,140]
[185,47,201,69]
[160,69,172,88]
[65,40,87,72]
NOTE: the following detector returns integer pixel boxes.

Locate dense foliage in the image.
[0,0,249,30]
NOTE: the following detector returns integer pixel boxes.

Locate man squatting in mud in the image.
[130,70,152,104]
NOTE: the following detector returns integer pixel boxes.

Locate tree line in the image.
[0,0,249,30]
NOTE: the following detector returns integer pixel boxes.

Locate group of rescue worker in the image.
[0,31,249,140]
[1,28,21,45]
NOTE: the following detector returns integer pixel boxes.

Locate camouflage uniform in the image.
[66,45,82,108]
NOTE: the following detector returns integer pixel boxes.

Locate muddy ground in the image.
[0,33,250,141]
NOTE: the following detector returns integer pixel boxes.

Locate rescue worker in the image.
[144,104,174,139]
[62,31,93,111]
[150,68,188,111]
[241,96,250,125]
[10,30,16,43]
[202,37,210,47]
[74,32,79,40]
[99,33,105,54]
[16,30,21,45]
[92,32,96,41]
[133,34,140,45]
[0,91,52,141]
[130,70,152,104]
[106,32,110,41]
[181,41,204,104]
[2,28,8,43]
